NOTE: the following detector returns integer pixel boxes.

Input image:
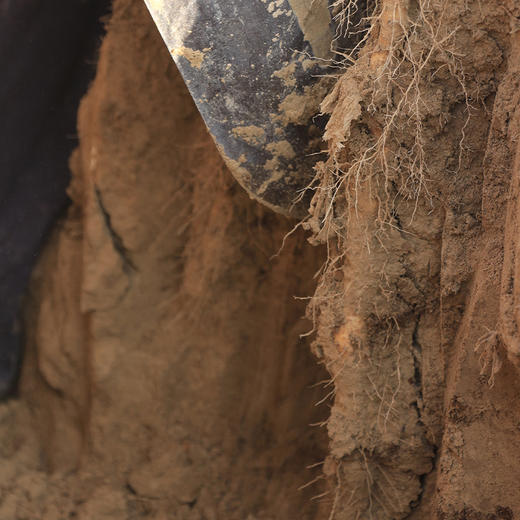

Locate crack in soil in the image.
[94,185,137,273]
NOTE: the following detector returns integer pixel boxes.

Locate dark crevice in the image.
[411,315,423,394]
[185,498,198,509]
[125,483,137,496]
[407,313,438,515]
[391,208,403,231]
[94,186,137,273]
[328,0,377,58]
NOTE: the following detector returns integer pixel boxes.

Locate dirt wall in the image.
[0,2,330,519]
[2,1,520,520]
[309,0,520,518]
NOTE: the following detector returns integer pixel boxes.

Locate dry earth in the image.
[1,1,520,519]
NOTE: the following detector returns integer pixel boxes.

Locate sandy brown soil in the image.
[0,2,329,519]
[309,0,520,518]
[2,0,520,519]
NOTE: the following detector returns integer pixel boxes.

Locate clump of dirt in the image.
[0,1,331,519]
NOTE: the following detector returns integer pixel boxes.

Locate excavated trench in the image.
[0,2,332,519]
[3,1,520,520]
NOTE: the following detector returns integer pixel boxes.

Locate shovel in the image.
[145,0,337,216]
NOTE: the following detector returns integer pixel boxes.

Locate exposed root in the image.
[305,0,470,248]
[302,1,476,518]
[475,328,503,387]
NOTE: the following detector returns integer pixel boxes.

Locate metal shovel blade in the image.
[145,0,335,216]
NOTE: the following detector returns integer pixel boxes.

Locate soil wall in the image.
[1,1,520,520]
[0,2,329,519]
[310,0,520,518]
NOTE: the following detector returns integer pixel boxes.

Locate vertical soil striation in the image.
[309,0,520,518]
